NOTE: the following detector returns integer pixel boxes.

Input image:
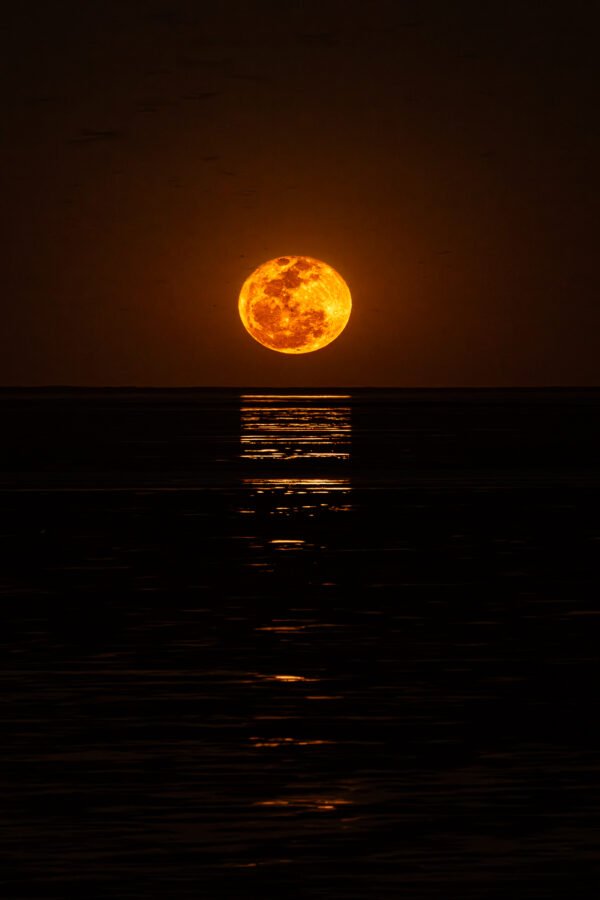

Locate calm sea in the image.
[1,388,600,898]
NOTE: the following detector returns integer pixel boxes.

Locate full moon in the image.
[238,256,352,354]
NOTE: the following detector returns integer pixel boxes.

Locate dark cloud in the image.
[68,129,124,144]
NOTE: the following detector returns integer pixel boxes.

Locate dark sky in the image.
[2,0,598,386]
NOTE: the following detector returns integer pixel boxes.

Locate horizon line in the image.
[1,385,600,392]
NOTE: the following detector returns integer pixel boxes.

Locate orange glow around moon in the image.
[238,256,352,354]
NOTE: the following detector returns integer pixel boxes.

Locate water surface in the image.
[1,389,600,898]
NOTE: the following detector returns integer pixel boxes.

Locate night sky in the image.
[2,0,598,386]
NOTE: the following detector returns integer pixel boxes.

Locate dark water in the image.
[2,388,600,898]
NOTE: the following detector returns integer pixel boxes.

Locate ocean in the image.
[2,388,600,898]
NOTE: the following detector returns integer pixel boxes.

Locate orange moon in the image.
[238,256,352,354]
